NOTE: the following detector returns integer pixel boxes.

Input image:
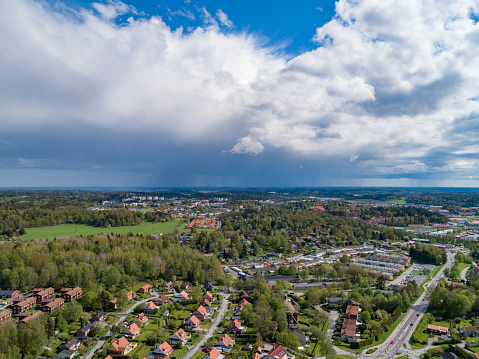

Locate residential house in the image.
[291,330,308,346]
[328,297,342,306]
[12,297,36,314]
[60,338,81,351]
[232,306,244,322]
[110,298,118,310]
[61,287,82,302]
[147,341,174,358]
[91,311,107,322]
[202,348,223,359]
[427,324,449,335]
[461,326,479,337]
[202,283,214,291]
[203,291,214,301]
[77,323,93,338]
[236,298,249,309]
[0,310,12,324]
[180,282,192,291]
[192,305,209,320]
[154,294,169,306]
[341,318,359,343]
[41,298,65,313]
[144,301,157,313]
[201,299,213,313]
[184,315,200,329]
[225,319,246,335]
[238,290,248,298]
[213,334,234,352]
[263,344,292,359]
[136,312,149,325]
[138,284,152,294]
[162,282,175,291]
[33,287,55,303]
[122,323,141,338]
[57,349,76,359]
[173,291,188,302]
[167,328,190,346]
[0,289,20,299]
[287,313,298,329]
[127,290,136,300]
[108,337,136,355]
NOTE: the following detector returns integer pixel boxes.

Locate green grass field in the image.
[386,199,406,204]
[20,219,186,241]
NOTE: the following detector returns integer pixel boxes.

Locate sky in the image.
[1,0,479,188]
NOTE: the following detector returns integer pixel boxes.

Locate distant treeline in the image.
[359,206,448,225]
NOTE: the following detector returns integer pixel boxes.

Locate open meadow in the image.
[20,219,186,241]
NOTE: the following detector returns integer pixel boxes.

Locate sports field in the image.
[20,219,185,241]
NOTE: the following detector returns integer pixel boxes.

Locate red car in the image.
[390,340,395,344]
[202,347,210,352]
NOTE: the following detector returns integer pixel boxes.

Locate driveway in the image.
[182,293,230,359]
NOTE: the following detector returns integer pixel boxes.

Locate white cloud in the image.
[216,9,233,28]
[2,0,479,182]
[231,136,264,155]
[92,0,136,20]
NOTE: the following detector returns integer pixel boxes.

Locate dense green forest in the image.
[0,233,222,292]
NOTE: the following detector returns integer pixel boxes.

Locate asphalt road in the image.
[333,251,455,359]
[369,251,455,359]
[182,292,230,359]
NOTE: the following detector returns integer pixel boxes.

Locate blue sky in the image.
[1,0,479,187]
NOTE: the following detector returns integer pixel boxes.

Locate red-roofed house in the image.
[108,337,136,355]
[184,315,200,329]
[174,291,188,302]
[138,284,152,294]
[136,312,149,325]
[264,344,290,359]
[154,294,169,306]
[203,291,214,301]
[110,298,118,310]
[192,305,209,320]
[147,341,173,358]
[202,348,223,359]
[144,301,157,313]
[225,319,246,335]
[127,290,136,300]
[427,324,449,335]
[167,328,190,346]
[122,323,141,338]
[213,334,234,352]
[236,298,249,309]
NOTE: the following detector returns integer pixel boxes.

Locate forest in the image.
[0,233,222,293]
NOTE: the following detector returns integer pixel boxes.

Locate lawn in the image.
[386,199,406,204]
[20,219,184,241]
